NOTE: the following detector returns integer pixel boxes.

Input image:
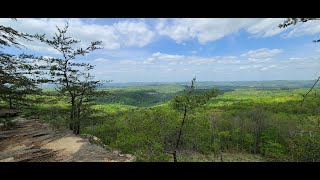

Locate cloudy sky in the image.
[1,18,320,82]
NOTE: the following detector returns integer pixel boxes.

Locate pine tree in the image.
[32,23,104,134]
[0,19,42,109]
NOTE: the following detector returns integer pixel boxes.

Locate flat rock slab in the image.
[0,116,135,162]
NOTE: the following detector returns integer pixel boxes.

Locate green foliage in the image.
[17,83,320,162]
[105,84,185,94]
[82,122,119,145]
[30,23,104,134]
[260,128,288,160]
[4,18,320,162]
[96,90,177,107]
[0,117,16,130]
[0,21,31,48]
[96,85,216,107]
[0,20,43,109]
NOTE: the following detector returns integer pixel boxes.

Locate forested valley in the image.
[1,18,320,162]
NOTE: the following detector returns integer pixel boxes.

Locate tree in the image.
[170,77,217,162]
[279,18,320,42]
[279,18,320,105]
[247,108,268,154]
[0,19,43,109]
[31,23,104,134]
[0,19,30,48]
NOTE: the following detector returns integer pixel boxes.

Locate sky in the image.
[1,18,320,83]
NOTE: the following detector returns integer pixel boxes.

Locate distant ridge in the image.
[39,80,320,90]
[97,80,320,90]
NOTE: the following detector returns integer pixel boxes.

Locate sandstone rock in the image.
[0,117,135,162]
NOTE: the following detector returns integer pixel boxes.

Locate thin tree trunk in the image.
[76,106,80,135]
[220,147,223,162]
[73,106,77,134]
[173,150,177,162]
[69,111,73,130]
[76,122,80,134]
[75,85,86,135]
[70,96,75,131]
[173,105,188,162]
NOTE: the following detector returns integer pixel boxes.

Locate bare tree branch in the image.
[297,75,320,106]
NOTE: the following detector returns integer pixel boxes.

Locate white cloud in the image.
[156,18,259,44]
[246,18,287,37]
[93,58,110,63]
[285,20,320,38]
[289,57,302,60]
[241,48,283,59]
[260,65,278,71]
[151,52,185,61]
[0,18,154,54]
[238,64,280,72]
[27,49,320,82]
[105,50,312,72]
[2,18,320,56]
[240,65,263,70]
[217,59,241,64]
[156,18,320,44]
[113,20,155,47]
[188,56,240,65]
[188,57,216,65]
[142,58,155,65]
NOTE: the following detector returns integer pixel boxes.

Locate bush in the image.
[0,117,16,130]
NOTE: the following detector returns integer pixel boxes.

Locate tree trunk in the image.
[73,108,77,134]
[220,144,223,162]
[69,111,73,130]
[173,106,188,162]
[173,151,177,162]
[76,124,80,134]
[76,106,81,135]
[70,96,75,131]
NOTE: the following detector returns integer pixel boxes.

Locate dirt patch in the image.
[42,136,86,160]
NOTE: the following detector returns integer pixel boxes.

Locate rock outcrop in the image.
[0,116,135,162]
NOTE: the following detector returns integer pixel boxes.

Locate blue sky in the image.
[1,18,320,82]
